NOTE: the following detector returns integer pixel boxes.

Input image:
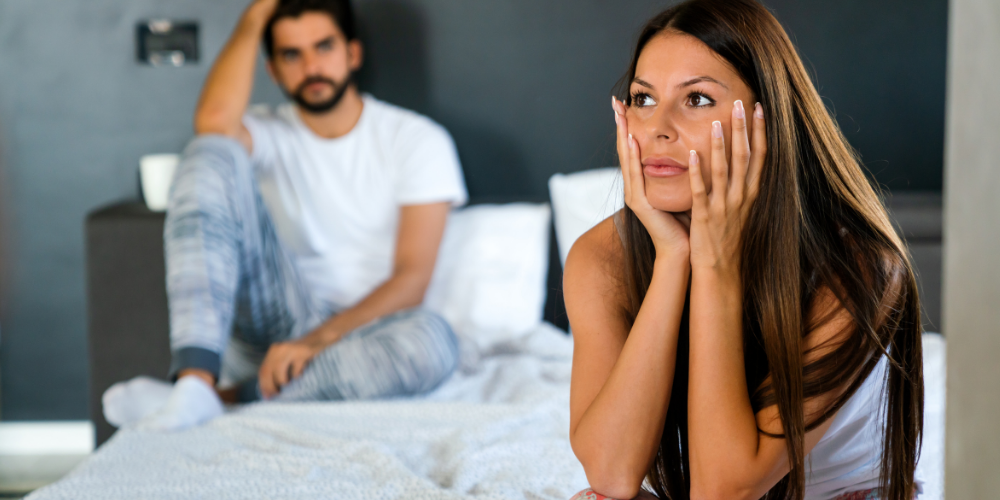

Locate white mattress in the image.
[916,332,946,500]
[27,328,945,500]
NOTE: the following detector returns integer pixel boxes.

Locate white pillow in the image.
[423,203,551,350]
[548,168,624,265]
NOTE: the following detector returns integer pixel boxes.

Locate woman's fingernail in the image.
[734,100,745,119]
[612,96,618,114]
[755,102,763,119]
[628,133,634,147]
[712,121,723,138]
[689,150,698,165]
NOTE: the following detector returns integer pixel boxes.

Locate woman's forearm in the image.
[572,252,690,498]
[687,268,762,498]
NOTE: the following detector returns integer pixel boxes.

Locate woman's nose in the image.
[645,107,678,142]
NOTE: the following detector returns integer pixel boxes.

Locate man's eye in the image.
[282,52,299,61]
[317,41,332,52]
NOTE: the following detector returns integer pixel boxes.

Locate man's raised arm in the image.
[193,0,278,151]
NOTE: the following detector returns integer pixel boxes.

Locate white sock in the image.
[102,376,174,428]
[138,375,225,432]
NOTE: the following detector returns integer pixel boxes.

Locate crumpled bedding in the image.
[28,323,588,500]
[27,327,945,500]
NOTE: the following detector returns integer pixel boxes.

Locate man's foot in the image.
[102,376,174,427]
[138,375,225,431]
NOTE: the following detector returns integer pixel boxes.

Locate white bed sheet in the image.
[28,323,587,500]
[28,328,945,500]
[916,332,946,500]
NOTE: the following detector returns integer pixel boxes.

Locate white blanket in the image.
[28,327,945,500]
[28,323,588,500]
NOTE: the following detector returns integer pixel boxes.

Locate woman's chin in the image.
[646,192,693,213]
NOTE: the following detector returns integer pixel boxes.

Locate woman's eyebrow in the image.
[632,77,655,89]
[677,76,729,90]
[631,76,729,91]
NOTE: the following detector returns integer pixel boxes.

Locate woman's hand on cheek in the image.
[687,100,766,275]
[613,97,690,259]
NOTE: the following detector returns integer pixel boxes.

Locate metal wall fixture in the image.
[136,20,199,67]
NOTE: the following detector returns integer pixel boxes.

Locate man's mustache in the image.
[295,76,337,95]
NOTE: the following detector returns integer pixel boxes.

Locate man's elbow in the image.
[193,108,237,137]
[394,269,433,307]
[404,288,427,309]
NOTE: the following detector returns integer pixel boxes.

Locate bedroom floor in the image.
[0,422,94,499]
[0,454,89,499]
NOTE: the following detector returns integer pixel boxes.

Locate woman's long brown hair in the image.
[613,1,923,498]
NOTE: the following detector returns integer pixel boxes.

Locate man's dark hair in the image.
[263,0,357,60]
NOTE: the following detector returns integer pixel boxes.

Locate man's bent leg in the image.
[275,309,460,402]
[122,135,307,430]
[166,135,304,380]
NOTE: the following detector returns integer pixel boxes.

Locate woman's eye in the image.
[688,93,714,107]
[632,93,656,107]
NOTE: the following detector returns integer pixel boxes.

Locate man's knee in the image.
[166,135,254,226]
[408,309,460,366]
[184,134,248,162]
[173,135,248,188]
[286,309,460,401]
[383,308,460,392]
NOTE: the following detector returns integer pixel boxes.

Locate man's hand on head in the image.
[257,334,330,399]
[247,0,280,20]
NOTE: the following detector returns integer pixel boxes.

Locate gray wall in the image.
[0,0,947,420]
[0,0,285,420]
[943,0,1000,495]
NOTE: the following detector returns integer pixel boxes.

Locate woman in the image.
[565,1,923,499]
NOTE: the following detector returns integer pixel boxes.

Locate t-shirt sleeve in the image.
[242,105,279,168]
[393,119,468,207]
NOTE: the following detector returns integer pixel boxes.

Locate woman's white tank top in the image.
[804,354,923,499]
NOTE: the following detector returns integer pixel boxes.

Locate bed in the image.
[57,171,944,500]
[23,330,948,500]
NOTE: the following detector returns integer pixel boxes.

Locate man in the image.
[104,0,466,430]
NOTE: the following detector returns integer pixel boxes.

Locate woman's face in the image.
[626,31,755,212]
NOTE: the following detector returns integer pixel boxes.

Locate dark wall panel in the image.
[0,0,946,419]
[766,0,948,191]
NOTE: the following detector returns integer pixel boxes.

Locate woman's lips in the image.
[642,157,688,177]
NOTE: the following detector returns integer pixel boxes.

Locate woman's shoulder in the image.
[563,212,629,320]
[563,212,631,338]
[565,211,625,279]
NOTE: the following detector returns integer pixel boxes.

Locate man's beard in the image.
[284,73,354,114]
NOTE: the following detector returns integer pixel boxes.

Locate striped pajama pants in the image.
[164,135,459,402]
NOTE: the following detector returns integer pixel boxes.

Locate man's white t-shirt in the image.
[243,94,467,311]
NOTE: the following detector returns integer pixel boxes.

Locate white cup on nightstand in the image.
[139,154,180,212]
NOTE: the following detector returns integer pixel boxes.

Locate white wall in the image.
[943,0,1000,496]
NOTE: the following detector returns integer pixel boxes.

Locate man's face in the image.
[267,12,363,114]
